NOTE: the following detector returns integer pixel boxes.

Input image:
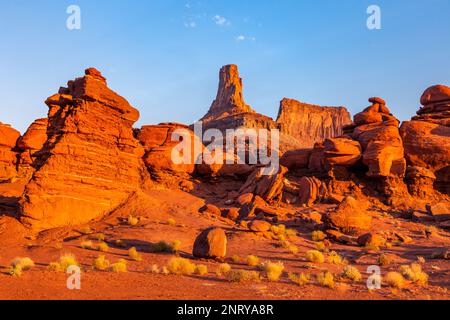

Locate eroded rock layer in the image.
[20,68,148,230]
[0,122,20,182]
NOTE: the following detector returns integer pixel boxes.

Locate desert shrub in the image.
[311,231,326,242]
[306,250,325,263]
[110,259,128,273]
[96,242,109,252]
[384,272,405,288]
[246,255,260,267]
[216,263,232,276]
[341,266,362,282]
[231,255,241,263]
[149,264,160,274]
[287,244,299,255]
[316,271,335,288]
[161,267,170,275]
[315,242,326,251]
[49,254,79,272]
[80,240,93,249]
[285,228,298,238]
[271,224,286,236]
[93,255,110,271]
[166,257,196,275]
[128,247,143,262]
[127,215,139,226]
[378,254,392,266]
[167,218,176,226]
[9,257,35,277]
[225,270,261,283]
[288,272,310,286]
[327,251,345,265]
[151,240,180,253]
[195,264,208,276]
[261,261,285,282]
[417,256,426,264]
[400,263,428,285]
[95,233,106,241]
[171,240,182,253]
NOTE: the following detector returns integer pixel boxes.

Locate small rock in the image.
[200,204,222,217]
[248,220,272,232]
[357,233,386,247]
[427,203,450,221]
[225,207,240,220]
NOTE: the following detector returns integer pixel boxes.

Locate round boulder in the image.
[193,227,227,259]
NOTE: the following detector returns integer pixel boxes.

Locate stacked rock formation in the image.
[20,68,148,230]
[400,85,450,196]
[0,122,20,182]
[276,98,352,149]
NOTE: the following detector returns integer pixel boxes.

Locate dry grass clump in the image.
[127,215,139,226]
[167,218,176,226]
[80,240,93,249]
[327,251,345,265]
[311,230,326,242]
[151,240,181,253]
[149,264,160,274]
[93,255,110,271]
[95,233,106,241]
[225,269,261,283]
[96,242,109,252]
[261,261,285,282]
[280,240,299,254]
[400,263,428,285]
[341,266,362,282]
[195,264,208,276]
[306,250,325,263]
[110,259,128,273]
[166,257,196,275]
[378,253,392,266]
[9,257,35,277]
[288,272,310,286]
[49,254,79,272]
[231,255,241,263]
[384,272,405,288]
[79,227,93,235]
[246,255,260,267]
[128,247,143,261]
[216,263,232,276]
[316,271,335,288]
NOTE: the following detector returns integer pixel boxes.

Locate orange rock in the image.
[298,176,324,207]
[323,137,362,167]
[200,204,222,217]
[193,227,227,259]
[239,166,288,202]
[276,98,352,149]
[280,149,312,169]
[20,68,148,230]
[0,122,20,182]
[327,196,372,234]
[248,220,272,232]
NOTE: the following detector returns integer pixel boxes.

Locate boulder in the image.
[323,137,362,167]
[193,227,227,259]
[357,232,386,247]
[248,220,272,232]
[200,204,222,217]
[426,203,450,221]
[239,166,288,202]
[327,196,372,234]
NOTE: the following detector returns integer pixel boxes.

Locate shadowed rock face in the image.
[20,68,149,230]
[0,122,20,182]
[400,84,450,195]
[276,98,352,149]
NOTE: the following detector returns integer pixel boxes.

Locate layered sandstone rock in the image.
[276,98,352,149]
[400,85,450,195]
[20,68,148,230]
[137,123,202,178]
[17,118,48,176]
[0,122,20,182]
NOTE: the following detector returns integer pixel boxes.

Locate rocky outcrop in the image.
[16,118,48,177]
[20,68,148,230]
[276,98,352,149]
[137,123,202,178]
[0,122,20,182]
[400,85,450,195]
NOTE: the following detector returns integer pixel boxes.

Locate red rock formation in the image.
[276,98,352,148]
[17,118,48,177]
[201,64,255,123]
[20,68,148,230]
[137,123,202,177]
[0,122,20,182]
[400,84,450,195]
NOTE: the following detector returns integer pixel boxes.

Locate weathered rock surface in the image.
[239,166,288,203]
[17,118,48,176]
[400,85,450,195]
[323,137,362,167]
[326,196,372,234]
[276,98,352,149]
[193,227,227,259]
[20,68,148,230]
[137,123,202,178]
[0,122,20,182]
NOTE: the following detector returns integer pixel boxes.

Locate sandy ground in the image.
[0,183,449,300]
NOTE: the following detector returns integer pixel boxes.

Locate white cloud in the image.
[184,21,197,28]
[236,35,256,42]
[213,15,231,27]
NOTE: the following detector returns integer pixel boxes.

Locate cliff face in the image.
[20,68,149,230]
[0,122,20,182]
[276,98,352,148]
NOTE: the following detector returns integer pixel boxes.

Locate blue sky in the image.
[1,0,449,133]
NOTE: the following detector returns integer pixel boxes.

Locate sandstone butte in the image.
[0,66,448,233]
